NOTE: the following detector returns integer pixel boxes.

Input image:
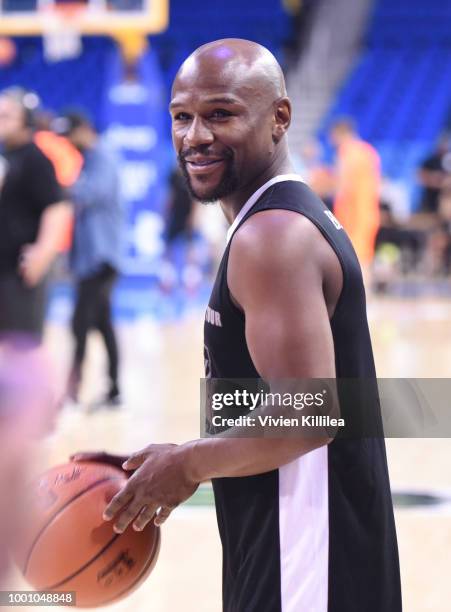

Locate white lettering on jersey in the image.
[205,306,222,328]
[324,210,342,230]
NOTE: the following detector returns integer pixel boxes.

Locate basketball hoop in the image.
[0,1,168,56]
[40,3,84,63]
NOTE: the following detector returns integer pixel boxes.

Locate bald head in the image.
[170,39,292,204]
[173,38,287,102]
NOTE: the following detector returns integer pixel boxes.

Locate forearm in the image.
[182,434,330,482]
[35,202,72,254]
[186,379,337,481]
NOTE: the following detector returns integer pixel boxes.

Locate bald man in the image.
[72,40,402,612]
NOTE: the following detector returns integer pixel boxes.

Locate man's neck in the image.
[220,153,293,225]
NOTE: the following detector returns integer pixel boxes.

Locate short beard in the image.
[179,157,239,203]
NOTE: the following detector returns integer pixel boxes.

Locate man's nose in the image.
[184,116,214,148]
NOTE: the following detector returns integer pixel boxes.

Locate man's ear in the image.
[272,97,291,144]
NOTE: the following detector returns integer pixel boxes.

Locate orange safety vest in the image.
[333,139,381,266]
[34,131,83,252]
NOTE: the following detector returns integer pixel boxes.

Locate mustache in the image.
[178,146,233,163]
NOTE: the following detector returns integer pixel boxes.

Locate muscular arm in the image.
[78,209,344,532]
[183,209,343,481]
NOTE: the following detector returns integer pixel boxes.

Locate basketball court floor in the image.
[8,293,451,612]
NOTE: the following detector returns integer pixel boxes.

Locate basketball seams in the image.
[97,527,161,607]
[23,476,123,576]
[44,532,120,591]
[45,520,160,605]
[23,473,160,605]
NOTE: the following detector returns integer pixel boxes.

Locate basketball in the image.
[15,462,160,608]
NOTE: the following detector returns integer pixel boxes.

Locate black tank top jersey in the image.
[203,179,402,612]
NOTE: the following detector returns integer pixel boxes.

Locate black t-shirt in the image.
[0,142,64,273]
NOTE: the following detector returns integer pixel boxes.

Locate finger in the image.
[103,487,134,522]
[154,506,174,526]
[70,452,128,470]
[132,504,159,531]
[112,499,149,534]
[122,449,150,471]
[70,451,106,462]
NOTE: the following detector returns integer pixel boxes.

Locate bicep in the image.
[228,215,336,380]
[243,277,336,380]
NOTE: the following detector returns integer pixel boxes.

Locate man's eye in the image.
[210,109,232,119]
[174,113,190,121]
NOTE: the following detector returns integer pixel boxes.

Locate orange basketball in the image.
[15,462,160,608]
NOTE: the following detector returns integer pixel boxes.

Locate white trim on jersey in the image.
[226,174,305,244]
[279,447,329,612]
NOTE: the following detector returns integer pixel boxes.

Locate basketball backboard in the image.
[0,0,168,35]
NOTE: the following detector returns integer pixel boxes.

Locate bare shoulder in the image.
[230,209,337,270]
[228,209,343,315]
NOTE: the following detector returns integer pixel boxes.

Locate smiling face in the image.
[171,90,242,203]
[170,40,291,203]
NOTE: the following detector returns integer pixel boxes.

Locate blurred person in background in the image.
[296,139,335,210]
[59,112,124,408]
[330,118,381,276]
[414,133,451,275]
[34,109,83,191]
[417,132,451,215]
[160,165,208,293]
[164,165,196,248]
[34,110,84,256]
[0,87,71,342]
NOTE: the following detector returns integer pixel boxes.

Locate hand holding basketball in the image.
[101,443,199,532]
[16,461,161,607]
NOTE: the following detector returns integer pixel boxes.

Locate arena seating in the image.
[319,0,451,206]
